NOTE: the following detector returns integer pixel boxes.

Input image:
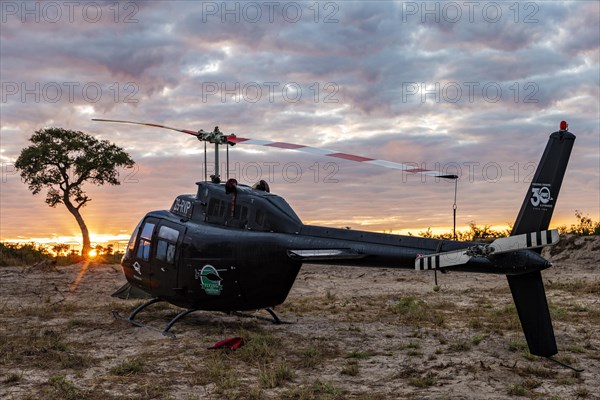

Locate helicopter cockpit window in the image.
[136,222,155,262]
[125,221,142,258]
[156,226,179,264]
[140,222,155,240]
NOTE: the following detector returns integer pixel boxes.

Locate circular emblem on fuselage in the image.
[200,265,223,295]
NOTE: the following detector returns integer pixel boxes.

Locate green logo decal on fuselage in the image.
[199,265,223,295]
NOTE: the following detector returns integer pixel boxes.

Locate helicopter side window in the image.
[231,205,247,220]
[208,198,227,218]
[156,226,180,264]
[136,222,155,262]
[255,209,265,226]
[255,209,270,230]
[238,206,248,224]
[208,198,218,216]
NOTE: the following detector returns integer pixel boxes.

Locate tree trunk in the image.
[64,200,91,257]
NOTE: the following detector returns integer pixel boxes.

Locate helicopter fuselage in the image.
[121,181,549,312]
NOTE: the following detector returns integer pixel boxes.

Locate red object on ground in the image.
[208,337,245,350]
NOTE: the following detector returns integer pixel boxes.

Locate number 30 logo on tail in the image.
[530,186,552,207]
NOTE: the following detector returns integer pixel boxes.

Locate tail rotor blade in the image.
[415,250,471,270]
[489,229,559,254]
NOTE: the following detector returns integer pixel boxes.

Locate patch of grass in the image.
[548,302,568,320]
[487,304,521,332]
[447,340,471,352]
[259,362,295,388]
[389,296,445,326]
[507,384,527,396]
[109,357,145,376]
[521,350,536,361]
[407,349,423,357]
[312,380,346,397]
[553,352,577,365]
[238,329,281,365]
[204,352,240,391]
[393,365,420,379]
[546,279,600,295]
[507,340,528,352]
[566,344,586,354]
[517,365,557,379]
[46,375,82,400]
[409,372,437,388]
[341,360,360,376]
[471,334,486,345]
[300,346,322,368]
[294,337,340,369]
[521,378,541,390]
[346,350,370,359]
[1,328,93,370]
[507,379,541,397]
[58,351,94,369]
[399,341,420,350]
[468,318,484,329]
[140,382,172,399]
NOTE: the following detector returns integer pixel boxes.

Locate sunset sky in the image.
[1,1,599,250]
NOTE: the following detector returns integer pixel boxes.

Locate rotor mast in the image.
[197,126,236,183]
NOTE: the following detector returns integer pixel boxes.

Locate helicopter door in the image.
[152,222,185,298]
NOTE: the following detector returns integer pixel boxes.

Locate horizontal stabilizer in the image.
[287,249,366,261]
[415,250,471,270]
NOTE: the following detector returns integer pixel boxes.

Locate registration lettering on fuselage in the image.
[171,198,193,218]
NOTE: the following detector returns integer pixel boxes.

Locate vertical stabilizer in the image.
[511,126,576,235]
[508,123,575,357]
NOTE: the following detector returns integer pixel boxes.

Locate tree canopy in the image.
[15,127,135,256]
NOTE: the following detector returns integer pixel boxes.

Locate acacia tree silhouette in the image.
[16,127,134,257]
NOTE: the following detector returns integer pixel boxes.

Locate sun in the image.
[88,249,98,258]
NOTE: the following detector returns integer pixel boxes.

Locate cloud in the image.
[1,0,598,242]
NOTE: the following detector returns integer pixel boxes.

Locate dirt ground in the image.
[1,235,599,400]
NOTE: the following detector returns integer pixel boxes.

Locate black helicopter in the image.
[93,118,575,360]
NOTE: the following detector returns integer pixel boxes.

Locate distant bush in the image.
[0,242,51,266]
[0,242,124,267]
[411,222,510,241]
[412,210,599,240]
[558,210,600,236]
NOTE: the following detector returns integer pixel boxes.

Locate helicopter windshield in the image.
[125,220,142,259]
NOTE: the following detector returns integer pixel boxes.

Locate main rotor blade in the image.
[91,118,200,136]
[227,137,457,179]
[92,118,457,179]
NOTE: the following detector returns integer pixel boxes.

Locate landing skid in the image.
[113,300,290,335]
[112,297,163,327]
[230,308,292,325]
[112,298,198,336]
